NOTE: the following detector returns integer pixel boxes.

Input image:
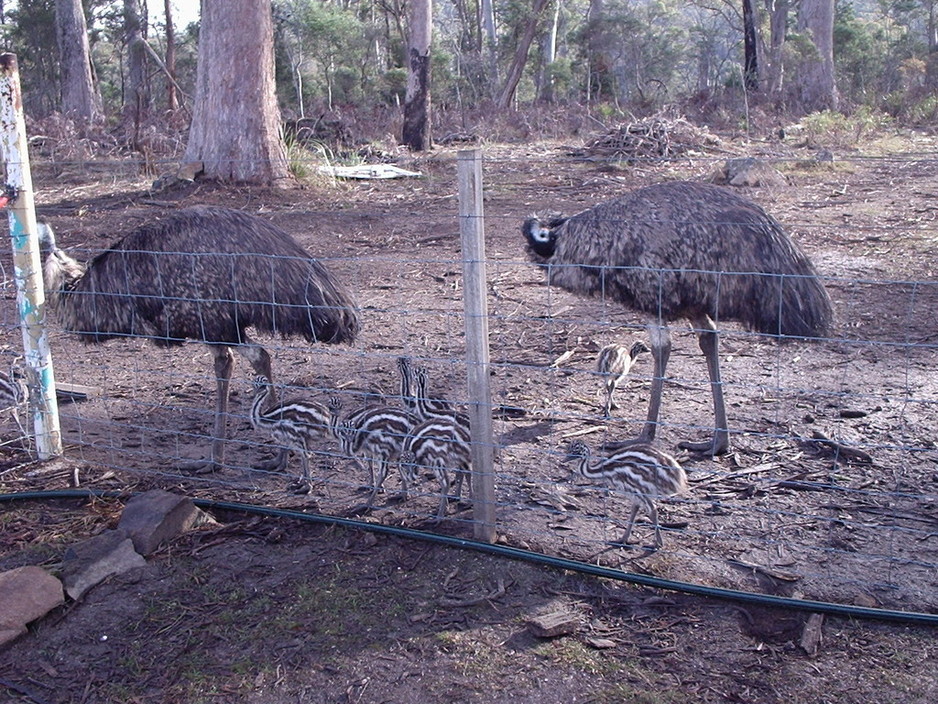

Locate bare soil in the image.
[1,132,937,703]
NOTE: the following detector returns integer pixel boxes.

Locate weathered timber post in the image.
[457,149,496,543]
[0,53,63,459]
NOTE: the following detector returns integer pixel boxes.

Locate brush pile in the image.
[579,116,722,161]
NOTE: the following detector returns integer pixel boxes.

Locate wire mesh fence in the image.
[1,148,937,616]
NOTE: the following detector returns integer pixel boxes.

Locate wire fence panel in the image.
[0,150,936,617]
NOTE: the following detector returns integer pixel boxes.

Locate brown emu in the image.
[524,181,832,455]
[39,206,360,472]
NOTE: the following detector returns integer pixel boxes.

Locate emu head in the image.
[35,222,87,305]
[629,340,650,359]
[36,222,59,255]
[522,214,566,259]
[564,439,590,463]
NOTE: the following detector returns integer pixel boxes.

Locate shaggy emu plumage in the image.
[524,181,832,455]
[39,206,361,471]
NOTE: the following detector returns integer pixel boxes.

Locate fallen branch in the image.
[805,431,873,464]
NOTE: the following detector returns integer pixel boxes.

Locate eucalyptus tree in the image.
[185,0,291,184]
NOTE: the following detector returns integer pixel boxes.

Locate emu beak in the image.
[36,223,58,253]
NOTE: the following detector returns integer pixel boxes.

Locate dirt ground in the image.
[1,129,937,703]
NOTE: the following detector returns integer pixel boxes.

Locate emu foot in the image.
[178,457,222,475]
[677,435,729,457]
[254,452,290,473]
[286,478,312,495]
[346,503,374,517]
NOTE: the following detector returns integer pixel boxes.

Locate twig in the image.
[0,678,53,704]
[440,576,506,607]
[806,431,873,464]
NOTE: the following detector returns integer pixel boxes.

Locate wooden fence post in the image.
[0,53,63,460]
[457,149,496,543]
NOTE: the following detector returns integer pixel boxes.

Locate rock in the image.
[0,566,65,648]
[711,157,787,188]
[60,529,147,600]
[117,489,216,556]
[527,611,580,638]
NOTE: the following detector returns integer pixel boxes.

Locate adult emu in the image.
[39,206,360,472]
[523,181,833,456]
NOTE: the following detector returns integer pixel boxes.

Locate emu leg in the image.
[678,316,730,456]
[179,346,235,473]
[639,325,671,443]
[611,502,642,548]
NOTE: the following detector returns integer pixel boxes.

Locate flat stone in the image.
[117,489,216,556]
[527,611,580,638]
[0,566,65,648]
[61,529,146,600]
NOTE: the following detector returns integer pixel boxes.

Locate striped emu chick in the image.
[0,366,27,410]
[250,376,336,492]
[396,356,420,415]
[565,440,688,548]
[402,418,472,519]
[412,365,470,431]
[0,362,28,436]
[334,405,420,507]
[597,340,649,417]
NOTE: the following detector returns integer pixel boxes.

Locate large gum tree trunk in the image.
[184,0,292,185]
[402,0,432,151]
[796,0,839,112]
[55,0,102,122]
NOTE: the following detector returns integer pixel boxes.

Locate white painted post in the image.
[0,53,63,459]
[457,149,496,542]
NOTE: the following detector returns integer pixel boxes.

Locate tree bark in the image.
[497,0,550,110]
[539,0,561,102]
[402,0,432,151]
[795,0,838,112]
[480,0,498,88]
[742,0,759,91]
[184,0,292,185]
[764,0,788,98]
[54,0,102,122]
[122,0,150,141]
[164,0,178,111]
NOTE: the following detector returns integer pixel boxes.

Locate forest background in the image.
[1,0,936,174]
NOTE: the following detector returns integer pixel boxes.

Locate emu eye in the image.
[532,226,551,243]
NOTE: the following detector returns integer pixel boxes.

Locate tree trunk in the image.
[184,0,292,185]
[402,0,432,151]
[586,0,611,103]
[927,0,938,91]
[480,0,498,88]
[497,0,550,110]
[122,0,150,141]
[764,0,788,98]
[54,0,102,122]
[795,0,838,112]
[539,0,561,103]
[742,0,759,91]
[164,0,178,111]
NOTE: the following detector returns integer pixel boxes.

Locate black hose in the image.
[3,489,936,626]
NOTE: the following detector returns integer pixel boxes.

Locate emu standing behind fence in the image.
[523,181,833,456]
